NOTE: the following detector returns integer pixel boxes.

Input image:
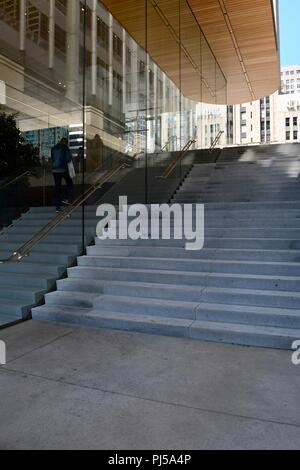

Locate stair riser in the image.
[189,327,296,350]
[33,308,299,349]
[67,268,300,304]
[0,303,32,318]
[0,274,54,289]
[78,257,300,277]
[0,243,81,255]
[0,263,65,276]
[94,238,300,250]
[110,219,300,229]
[196,308,300,329]
[0,289,45,303]
[87,246,300,262]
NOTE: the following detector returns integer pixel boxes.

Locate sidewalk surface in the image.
[0,320,300,450]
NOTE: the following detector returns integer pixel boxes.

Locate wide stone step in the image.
[65,267,300,309]
[190,320,300,349]
[0,285,45,303]
[0,314,21,327]
[78,255,300,276]
[0,241,82,255]
[196,302,300,328]
[87,245,300,262]
[44,289,300,329]
[0,271,56,289]
[32,304,193,338]
[0,251,75,265]
[113,217,300,228]
[3,225,96,235]
[94,237,300,250]
[0,298,33,318]
[0,260,65,276]
[44,291,199,320]
[32,303,300,349]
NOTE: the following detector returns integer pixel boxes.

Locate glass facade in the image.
[0,0,227,256]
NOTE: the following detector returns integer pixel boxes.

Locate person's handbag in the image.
[68,160,76,179]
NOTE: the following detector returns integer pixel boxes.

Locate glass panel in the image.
[0,0,227,329]
[0,0,85,326]
[146,0,181,201]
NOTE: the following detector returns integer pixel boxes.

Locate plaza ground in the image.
[0,320,300,450]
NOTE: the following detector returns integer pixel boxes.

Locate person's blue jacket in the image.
[51,143,72,172]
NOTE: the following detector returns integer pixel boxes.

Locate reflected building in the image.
[0,0,279,168]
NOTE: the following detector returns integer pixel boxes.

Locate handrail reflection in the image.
[159,139,196,179]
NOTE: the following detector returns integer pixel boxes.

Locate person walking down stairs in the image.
[51,138,74,212]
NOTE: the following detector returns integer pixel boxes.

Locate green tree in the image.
[0,109,40,177]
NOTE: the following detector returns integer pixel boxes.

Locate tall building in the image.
[232,65,300,146]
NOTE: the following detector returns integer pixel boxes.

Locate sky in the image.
[279,0,300,66]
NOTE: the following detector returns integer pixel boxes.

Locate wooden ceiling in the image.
[189,0,280,103]
[101,0,280,104]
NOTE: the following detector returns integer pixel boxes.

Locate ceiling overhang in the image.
[188,0,280,104]
[101,0,280,105]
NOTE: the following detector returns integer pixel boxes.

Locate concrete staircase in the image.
[0,206,98,327]
[33,144,300,348]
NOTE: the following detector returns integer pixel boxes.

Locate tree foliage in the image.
[0,109,40,177]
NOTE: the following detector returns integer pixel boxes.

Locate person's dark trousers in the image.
[53,171,74,210]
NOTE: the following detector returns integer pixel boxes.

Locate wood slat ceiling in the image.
[189,0,280,103]
[101,0,280,104]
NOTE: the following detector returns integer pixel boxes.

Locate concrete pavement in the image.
[0,320,300,450]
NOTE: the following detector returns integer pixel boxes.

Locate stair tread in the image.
[196,302,300,316]
[82,254,300,267]
[191,319,300,337]
[73,264,300,281]
[34,304,194,327]
[63,275,300,298]
[48,291,200,308]
[47,289,300,317]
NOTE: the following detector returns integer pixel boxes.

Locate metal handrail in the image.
[0,170,33,191]
[159,139,196,179]
[0,163,127,264]
[209,130,224,153]
[160,135,177,153]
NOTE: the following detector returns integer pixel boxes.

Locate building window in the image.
[158,79,163,100]
[286,131,291,140]
[113,34,123,61]
[126,47,132,67]
[126,82,132,103]
[55,0,67,14]
[0,0,21,30]
[97,18,109,48]
[286,117,290,127]
[294,131,298,140]
[55,24,67,56]
[26,3,49,49]
[293,117,298,127]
